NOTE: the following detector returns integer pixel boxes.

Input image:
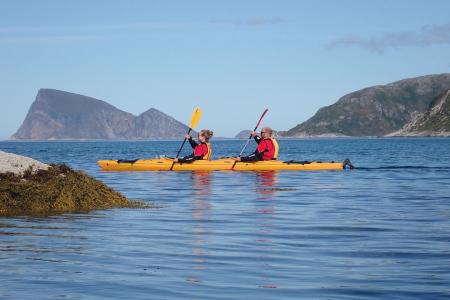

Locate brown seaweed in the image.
[0,164,146,217]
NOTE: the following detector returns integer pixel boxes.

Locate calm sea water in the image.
[1,138,450,299]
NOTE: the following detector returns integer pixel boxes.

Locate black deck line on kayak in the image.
[282,159,356,170]
[283,160,312,165]
[117,159,139,164]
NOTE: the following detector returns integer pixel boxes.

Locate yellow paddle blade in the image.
[189,107,202,129]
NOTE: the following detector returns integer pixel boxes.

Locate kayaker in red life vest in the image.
[234,127,279,162]
[174,129,213,163]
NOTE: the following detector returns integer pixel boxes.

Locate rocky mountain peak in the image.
[12,89,190,140]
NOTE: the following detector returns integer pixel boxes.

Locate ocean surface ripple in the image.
[1,138,450,299]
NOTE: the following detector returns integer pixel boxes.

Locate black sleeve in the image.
[254,135,262,144]
[240,150,263,162]
[188,137,198,149]
[177,154,203,163]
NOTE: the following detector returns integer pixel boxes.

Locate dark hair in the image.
[200,129,213,142]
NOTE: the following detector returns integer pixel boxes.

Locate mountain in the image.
[389,89,450,136]
[235,129,280,139]
[12,89,192,140]
[131,108,191,139]
[285,73,450,137]
[235,130,252,139]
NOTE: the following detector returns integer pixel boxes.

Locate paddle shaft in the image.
[232,108,268,170]
[238,108,268,157]
[239,138,252,157]
[170,128,192,170]
[169,107,202,171]
[175,128,192,159]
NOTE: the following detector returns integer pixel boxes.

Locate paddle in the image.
[170,107,202,170]
[239,108,268,157]
[232,108,268,169]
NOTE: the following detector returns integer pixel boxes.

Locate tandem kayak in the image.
[97,157,354,171]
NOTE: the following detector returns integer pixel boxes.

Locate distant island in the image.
[12,74,450,140]
[235,129,280,139]
[12,89,194,140]
[235,130,252,139]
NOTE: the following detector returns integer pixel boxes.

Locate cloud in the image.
[211,17,287,27]
[0,35,107,44]
[0,22,189,45]
[0,19,286,44]
[0,22,190,34]
[327,23,450,53]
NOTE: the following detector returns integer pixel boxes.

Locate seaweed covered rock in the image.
[0,164,143,216]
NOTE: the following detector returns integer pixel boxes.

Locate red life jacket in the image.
[193,143,211,160]
[257,138,277,160]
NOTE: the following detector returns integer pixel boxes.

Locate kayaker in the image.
[234,127,278,162]
[174,129,213,163]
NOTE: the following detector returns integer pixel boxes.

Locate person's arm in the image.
[249,131,261,144]
[188,136,198,149]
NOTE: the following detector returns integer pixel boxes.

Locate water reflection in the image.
[254,171,278,289]
[192,171,212,197]
[0,216,88,272]
[256,171,278,200]
[188,171,212,285]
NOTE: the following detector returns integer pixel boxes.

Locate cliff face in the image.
[12,89,191,140]
[285,74,450,137]
[389,89,450,136]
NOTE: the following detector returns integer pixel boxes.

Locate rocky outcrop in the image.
[0,151,145,217]
[285,73,450,137]
[389,89,450,136]
[12,89,191,139]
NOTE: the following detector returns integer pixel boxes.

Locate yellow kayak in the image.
[97,158,353,171]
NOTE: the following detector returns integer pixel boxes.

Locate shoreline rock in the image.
[0,151,145,217]
[0,150,49,175]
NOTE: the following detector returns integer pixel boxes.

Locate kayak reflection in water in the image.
[234,127,279,162]
[256,170,278,197]
[192,171,212,197]
[174,129,213,163]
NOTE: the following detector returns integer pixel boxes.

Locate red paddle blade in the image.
[254,108,269,131]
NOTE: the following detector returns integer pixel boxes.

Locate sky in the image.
[1,0,450,139]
